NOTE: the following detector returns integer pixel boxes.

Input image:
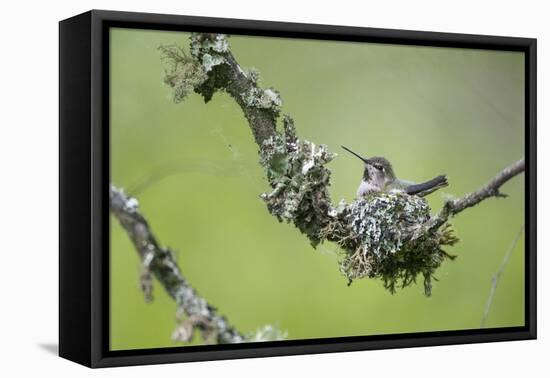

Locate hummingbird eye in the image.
[374,164,383,171]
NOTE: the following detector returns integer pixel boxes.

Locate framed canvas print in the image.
[59,10,536,368]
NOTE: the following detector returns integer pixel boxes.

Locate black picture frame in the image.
[59,9,537,368]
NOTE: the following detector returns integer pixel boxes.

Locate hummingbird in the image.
[341,146,448,198]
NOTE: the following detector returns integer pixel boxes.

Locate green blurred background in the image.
[109,28,525,351]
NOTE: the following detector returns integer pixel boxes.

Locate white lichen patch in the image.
[204,34,229,53]
[190,33,229,57]
[242,87,283,112]
[125,197,139,213]
[201,53,225,73]
[301,142,315,174]
[185,33,231,77]
[349,194,430,259]
[247,67,260,83]
[246,324,288,342]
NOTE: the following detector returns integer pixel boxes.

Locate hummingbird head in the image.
[341,146,397,187]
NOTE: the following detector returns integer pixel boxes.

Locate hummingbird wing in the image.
[405,175,448,197]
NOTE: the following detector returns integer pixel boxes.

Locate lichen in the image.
[260,115,335,246]
[349,194,430,260]
[247,67,260,83]
[199,53,224,73]
[184,33,235,103]
[159,45,207,103]
[241,87,283,113]
[245,324,288,342]
[190,33,229,73]
[328,193,458,296]
[190,33,229,56]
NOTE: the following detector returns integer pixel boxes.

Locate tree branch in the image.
[426,158,525,231]
[160,38,279,146]
[110,185,245,344]
[159,33,525,296]
[449,158,525,213]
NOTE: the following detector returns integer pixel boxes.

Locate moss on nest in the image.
[334,194,458,296]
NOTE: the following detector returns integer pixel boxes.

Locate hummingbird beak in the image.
[341,146,370,165]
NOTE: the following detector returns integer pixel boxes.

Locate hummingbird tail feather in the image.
[406,175,448,197]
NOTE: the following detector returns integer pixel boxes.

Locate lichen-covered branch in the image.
[160,33,525,296]
[110,185,286,344]
[160,36,279,146]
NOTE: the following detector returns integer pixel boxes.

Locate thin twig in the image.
[450,159,525,213]
[127,159,255,196]
[424,158,525,232]
[481,224,525,328]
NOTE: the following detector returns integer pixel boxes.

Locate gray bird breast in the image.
[357,180,381,197]
[357,165,388,196]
